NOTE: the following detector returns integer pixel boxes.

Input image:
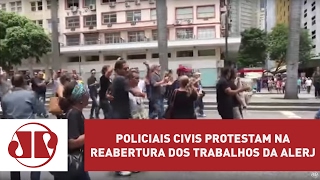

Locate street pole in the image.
[224,0,229,67]
[156,0,168,77]
[50,0,61,71]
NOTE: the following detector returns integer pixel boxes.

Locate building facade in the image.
[258,8,265,30]
[276,0,290,25]
[0,0,241,87]
[229,0,260,36]
[265,0,276,32]
[301,0,320,56]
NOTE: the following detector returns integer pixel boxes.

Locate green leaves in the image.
[238,28,267,67]
[238,24,313,69]
[0,10,51,68]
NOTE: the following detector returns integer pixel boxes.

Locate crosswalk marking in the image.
[280,111,301,119]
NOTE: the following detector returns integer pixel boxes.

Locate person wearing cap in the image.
[149,64,168,119]
[31,71,49,118]
[87,69,100,119]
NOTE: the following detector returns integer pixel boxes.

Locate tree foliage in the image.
[238,28,267,67]
[237,24,313,71]
[267,23,313,70]
[0,10,51,69]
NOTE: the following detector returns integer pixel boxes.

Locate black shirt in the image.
[110,75,131,119]
[31,77,46,94]
[87,76,97,94]
[216,77,232,110]
[99,75,111,100]
[67,108,84,152]
[229,82,240,107]
[171,91,197,119]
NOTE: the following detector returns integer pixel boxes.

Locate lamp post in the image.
[224,0,230,67]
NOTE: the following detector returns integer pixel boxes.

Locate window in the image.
[105,33,122,44]
[47,0,51,9]
[84,33,99,45]
[176,50,193,57]
[84,15,97,27]
[10,1,22,12]
[151,53,171,58]
[31,1,43,11]
[104,55,120,61]
[68,56,80,62]
[197,27,215,39]
[0,3,6,11]
[312,30,316,39]
[128,31,145,42]
[85,56,99,61]
[66,0,79,8]
[312,16,316,25]
[176,7,193,20]
[150,9,156,20]
[176,28,194,39]
[38,20,43,26]
[152,30,157,40]
[126,10,141,22]
[66,35,80,46]
[198,49,216,56]
[102,13,117,24]
[66,16,80,28]
[197,6,215,18]
[84,0,96,7]
[102,0,116,3]
[127,54,147,60]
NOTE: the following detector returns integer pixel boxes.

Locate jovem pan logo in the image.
[0,119,68,171]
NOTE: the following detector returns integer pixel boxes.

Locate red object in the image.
[238,69,264,73]
[84,120,320,171]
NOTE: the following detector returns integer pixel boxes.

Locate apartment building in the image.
[258,8,265,31]
[228,0,260,36]
[264,0,276,32]
[301,0,320,56]
[276,0,290,25]
[0,0,241,87]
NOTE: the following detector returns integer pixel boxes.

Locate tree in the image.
[267,23,313,73]
[156,0,168,77]
[284,0,302,99]
[237,28,267,67]
[0,11,51,71]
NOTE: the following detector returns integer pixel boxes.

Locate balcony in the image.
[60,37,241,54]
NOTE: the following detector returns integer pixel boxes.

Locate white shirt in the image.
[306,79,312,86]
[138,79,146,93]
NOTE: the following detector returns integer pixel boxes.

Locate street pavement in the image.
[0,110,317,180]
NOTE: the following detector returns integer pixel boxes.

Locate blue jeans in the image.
[195,97,204,115]
[35,93,47,116]
[10,171,41,180]
[149,97,164,119]
[89,93,99,118]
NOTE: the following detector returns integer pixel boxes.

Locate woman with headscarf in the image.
[52,80,90,180]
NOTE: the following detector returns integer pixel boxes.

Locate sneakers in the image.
[197,113,206,117]
[116,171,132,176]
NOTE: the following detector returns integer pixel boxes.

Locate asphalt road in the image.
[0,110,317,180]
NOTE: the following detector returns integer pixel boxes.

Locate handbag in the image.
[50,110,84,179]
[164,89,178,119]
[48,97,63,115]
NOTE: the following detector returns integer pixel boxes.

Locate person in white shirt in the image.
[138,78,146,93]
[306,77,312,94]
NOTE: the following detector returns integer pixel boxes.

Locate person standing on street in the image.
[149,64,168,119]
[306,77,312,94]
[111,60,145,176]
[31,71,49,118]
[87,69,99,119]
[1,74,40,180]
[216,68,250,119]
[99,65,113,119]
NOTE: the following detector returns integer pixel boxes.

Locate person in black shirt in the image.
[99,65,113,119]
[87,69,99,119]
[216,68,249,119]
[55,81,90,180]
[31,71,49,118]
